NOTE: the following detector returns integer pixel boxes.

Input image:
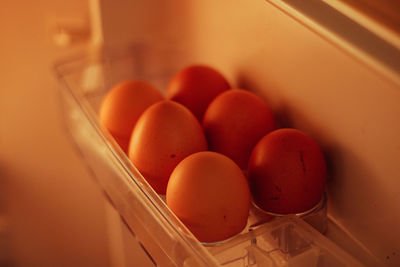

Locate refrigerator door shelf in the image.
[54,48,377,266]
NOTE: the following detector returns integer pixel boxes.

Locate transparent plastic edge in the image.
[53,55,221,267]
[264,0,400,87]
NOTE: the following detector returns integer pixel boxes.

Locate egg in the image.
[202,89,275,170]
[166,151,250,243]
[167,65,230,122]
[247,128,327,214]
[129,100,207,194]
[99,80,164,152]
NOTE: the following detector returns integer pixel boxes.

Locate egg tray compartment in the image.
[206,215,364,267]
[202,194,363,267]
[55,50,364,267]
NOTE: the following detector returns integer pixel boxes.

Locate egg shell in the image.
[129,100,207,194]
[99,80,164,152]
[203,89,275,170]
[247,128,327,214]
[167,65,230,122]
[166,151,250,243]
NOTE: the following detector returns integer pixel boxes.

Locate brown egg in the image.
[167,65,230,122]
[166,151,250,243]
[248,128,326,214]
[129,100,207,194]
[99,80,164,152]
[203,89,275,170]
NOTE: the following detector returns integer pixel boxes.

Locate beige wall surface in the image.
[0,1,111,266]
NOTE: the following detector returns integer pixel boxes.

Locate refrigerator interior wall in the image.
[95,0,400,265]
[1,1,113,266]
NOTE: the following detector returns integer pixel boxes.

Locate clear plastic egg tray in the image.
[55,49,366,266]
